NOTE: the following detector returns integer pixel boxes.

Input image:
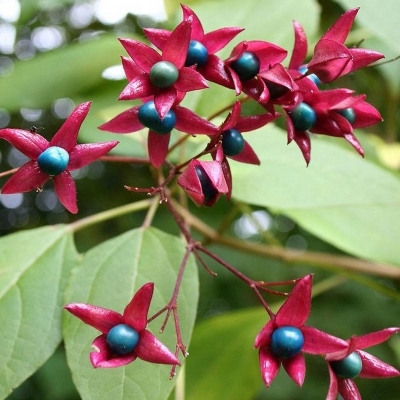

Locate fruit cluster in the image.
[99,5,383,207]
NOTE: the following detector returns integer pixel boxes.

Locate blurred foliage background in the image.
[1,0,399,399]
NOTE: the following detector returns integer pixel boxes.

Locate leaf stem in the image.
[0,167,18,178]
[171,199,400,280]
[67,199,153,233]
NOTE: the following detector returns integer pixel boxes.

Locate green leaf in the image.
[186,307,265,400]
[63,227,199,400]
[231,125,400,266]
[0,34,127,113]
[0,225,78,400]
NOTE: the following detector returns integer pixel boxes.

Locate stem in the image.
[0,167,18,178]
[174,365,186,400]
[172,199,400,280]
[68,199,153,233]
[141,196,160,228]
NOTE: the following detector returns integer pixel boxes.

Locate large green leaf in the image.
[63,227,199,400]
[0,34,128,112]
[231,125,400,266]
[186,307,264,400]
[0,225,78,400]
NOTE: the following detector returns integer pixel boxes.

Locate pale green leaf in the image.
[0,225,78,400]
[231,125,400,266]
[63,227,199,400]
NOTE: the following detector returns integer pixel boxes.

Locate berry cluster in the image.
[254,275,399,399]
[1,5,398,400]
[99,5,383,207]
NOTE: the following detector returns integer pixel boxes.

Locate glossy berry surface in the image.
[194,165,218,205]
[270,326,304,359]
[37,146,69,176]
[138,101,176,134]
[289,102,317,131]
[330,351,363,379]
[298,65,321,85]
[185,40,209,67]
[149,61,179,88]
[106,324,140,355]
[221,129,245,156]
[230,51,260,80]
[338,108,356,124]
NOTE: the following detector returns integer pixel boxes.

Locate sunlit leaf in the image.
[63,227,199,400]
[0,225,78,400]
[231,125,400,266]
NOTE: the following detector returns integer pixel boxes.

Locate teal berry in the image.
[138,101,176,134]
[289,102,317,131]
[185,40,209,67]
[230,51,260,80]
[298,65,321,86]
[194,165,218,204]
[270,326,304,359]
[338,108,356,124]
[37,146,69,176]
[106,324,140,355]
[149,61,179,88]
[330,351,363,379]
[221,129,245,156]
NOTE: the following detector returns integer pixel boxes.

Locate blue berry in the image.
[149,61,179,88]
[230,51,260,80]
[222,129,245,156]
[330,351,363,379]
[106,324,139,355]
[194,165,218,206]
[338,108,356,124]
[289,103,317,131]
[138,101,176,134]
[37,146,69,176]
[185,40,209,68]
[270,326,304,359]
[298,65,321,86]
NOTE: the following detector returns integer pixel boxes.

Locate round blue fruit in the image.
[298,65,321,86]
[270,326,304,359]
[185,40,209,67]
[37,146,69,176]
[330,351,363,379]
[289,102,317,131]
[221,129,245,156]
[138,101,176,134]
[230,51,260,80]
[338,108,356,124]
[149,61,179,88]
[106,324,140,355]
